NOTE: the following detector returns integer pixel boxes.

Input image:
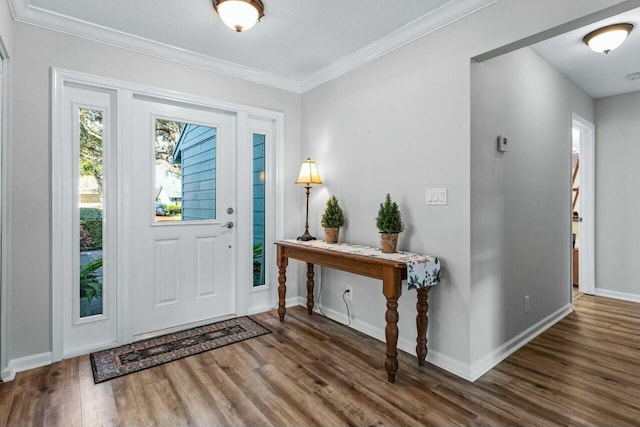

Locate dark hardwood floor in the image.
[1,292,638,426]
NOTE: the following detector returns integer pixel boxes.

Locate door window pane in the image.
[253,133,266,287]
[155,120,217,221]
[79,108,104,317]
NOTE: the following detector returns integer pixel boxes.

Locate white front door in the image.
[129,98,237,337]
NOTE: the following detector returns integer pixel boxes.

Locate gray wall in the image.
[595,90,640,297]
[8,22,301,362]
[0,0,13,55]
[0,0,13,372]
[301,0,620,373]
[470,47,595,363]
[4,0,631,376]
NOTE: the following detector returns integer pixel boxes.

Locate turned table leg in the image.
[383,268,403,383]
[277,248,288,322]
[306,263,315,315]
[416,287,431,366]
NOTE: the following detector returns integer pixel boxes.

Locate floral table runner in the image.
[282,239,441,290]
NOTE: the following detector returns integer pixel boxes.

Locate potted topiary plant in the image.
[376,193,404,253]
[321,195,345,244]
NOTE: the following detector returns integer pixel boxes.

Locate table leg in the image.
[416,287,431,366]
[277,248,288,322]
[306,263,315,315]
[382,268,403,383]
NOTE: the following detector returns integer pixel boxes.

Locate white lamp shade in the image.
[295,158,323,186]
[584,23,633,54]
[216,0,262,32]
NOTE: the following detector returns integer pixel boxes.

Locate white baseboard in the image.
[311,301,416,351]
[1,352,53,382]
[285,296,306,308]
[427,349,474,381]
[469,303,573,381]
[595,288,640,303]
[287,299,471,381]
[246,303,277,316]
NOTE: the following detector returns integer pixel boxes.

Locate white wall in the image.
[470,48,594,368]
[301,0,623,378]
[595,90,640,298]
[7,22,301,363]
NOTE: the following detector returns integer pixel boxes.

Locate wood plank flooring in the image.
[1,293,638,426]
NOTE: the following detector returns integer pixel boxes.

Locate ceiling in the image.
[532,7,640,99]
[9,0,498,92]
[9,0,640,97]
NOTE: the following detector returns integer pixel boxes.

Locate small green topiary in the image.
[321,196,345,228]
[376,193,404,233]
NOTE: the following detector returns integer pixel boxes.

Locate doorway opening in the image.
[571,114,596,299]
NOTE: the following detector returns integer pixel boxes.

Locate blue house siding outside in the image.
[253,134,266,286]
[173,124,216,220]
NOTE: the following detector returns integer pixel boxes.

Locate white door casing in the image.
[59,85,118,358]
[52,68,284,361]
[129,98,237,337]
[572,113,595,296]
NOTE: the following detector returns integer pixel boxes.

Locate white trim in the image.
[51,68,64,361]
[285,296,305,309]
[249,116,280,311]
[274,116,285,242]
[0,39,10,380]
[469,303,573,381]
[9,0,301,93]
[594,288,640,303]
[9,0,497,94]
[572,113,596,296]
[116,88,133,346]
[236,111,251,317]
[278,300,571,383]
[299,298,474,381]
[300,0,499,92]
[427,349,473,382]
[51,67,285,360]
[1,352,52,382]
[53,81,119,359]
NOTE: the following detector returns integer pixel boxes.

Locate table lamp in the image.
[295,158,323,241]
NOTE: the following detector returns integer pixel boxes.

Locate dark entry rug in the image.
[90,316,271,383]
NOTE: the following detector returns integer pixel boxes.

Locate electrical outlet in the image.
[345,285,353,301]
[524,295,530,313]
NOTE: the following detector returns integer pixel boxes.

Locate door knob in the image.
[221,221,234,229]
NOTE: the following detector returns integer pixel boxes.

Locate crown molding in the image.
[300,0,500,92]
[9,0,302,93]
[10,0,499,94]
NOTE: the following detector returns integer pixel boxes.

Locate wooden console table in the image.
[276,240,437,383]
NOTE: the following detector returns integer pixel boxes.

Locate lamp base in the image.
[297,232,316,242]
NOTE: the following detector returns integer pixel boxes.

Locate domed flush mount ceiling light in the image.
[583,23,633,54]
[213,0,264,32]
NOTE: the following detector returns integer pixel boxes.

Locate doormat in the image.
[90,316,271,383]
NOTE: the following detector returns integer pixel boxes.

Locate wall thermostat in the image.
[497,135,509,152]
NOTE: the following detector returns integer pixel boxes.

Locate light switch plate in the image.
[426,188,447,206]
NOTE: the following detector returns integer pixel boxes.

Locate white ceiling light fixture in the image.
[583,23,633,54]
[212,0,264,33]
